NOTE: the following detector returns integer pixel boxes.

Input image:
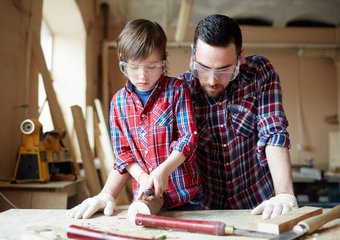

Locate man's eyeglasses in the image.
[191,60,240,81]
[190,44,240,81]
[119,60,167,78]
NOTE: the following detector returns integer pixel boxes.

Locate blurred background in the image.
[0,0,339,210]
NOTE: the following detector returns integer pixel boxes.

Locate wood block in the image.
[257,206,322,234]
[329,131,340,171]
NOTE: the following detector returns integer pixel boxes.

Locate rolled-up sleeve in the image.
[170,81,198,161]
[110,98,135,173]
[255,58,290,162]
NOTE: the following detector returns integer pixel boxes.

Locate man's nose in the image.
[206,71,218,85]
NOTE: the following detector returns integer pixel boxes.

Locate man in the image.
[67,14,297,220]
[178,14,297,219]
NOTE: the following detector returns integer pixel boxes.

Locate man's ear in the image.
[189,44,195,69]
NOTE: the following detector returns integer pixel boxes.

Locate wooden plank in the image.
[86,106,95,154]
[101,43,110,121]
[175,0,194,42]
[71,105,101,196]
[329,131,340,171]
[31,32,79,175]
[257,206,322,234]
[93,99,130,205]
[94,99,114,179]
[94,112,109,182]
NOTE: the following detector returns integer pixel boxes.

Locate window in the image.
[38,19,54,132]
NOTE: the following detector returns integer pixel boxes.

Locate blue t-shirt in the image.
[133,86,153,106]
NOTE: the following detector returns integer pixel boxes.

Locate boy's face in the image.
[124,51,166,92]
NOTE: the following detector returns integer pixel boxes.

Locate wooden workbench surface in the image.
[0,206,339,239]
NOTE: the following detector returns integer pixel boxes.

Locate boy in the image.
[67,19,201,219]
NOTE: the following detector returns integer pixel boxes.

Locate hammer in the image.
[127,189,164,225]
[134,213,277,238]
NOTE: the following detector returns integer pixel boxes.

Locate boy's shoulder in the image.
[111,86,128,103]
[163,75,186,89]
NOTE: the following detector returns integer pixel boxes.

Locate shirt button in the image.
[142,114,146,118]
[193,131,197,134]
[148,167,152,171]
[220,125,224,128]
[223,144,227,147]
[218,102,222,106]
[145,150,148,154]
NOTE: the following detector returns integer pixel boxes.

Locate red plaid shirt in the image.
[110,75,201,208]
[179,55,290,209]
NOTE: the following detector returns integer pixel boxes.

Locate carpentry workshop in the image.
[1,0,340,239]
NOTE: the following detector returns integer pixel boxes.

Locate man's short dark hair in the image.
[194,14,242,55]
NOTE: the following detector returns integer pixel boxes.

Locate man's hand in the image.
[66,192,116,219]
[251,193,298,219]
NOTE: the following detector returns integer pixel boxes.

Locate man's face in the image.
[194,39,239,98]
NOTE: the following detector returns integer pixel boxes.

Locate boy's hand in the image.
[149,167,168,198]
[66,192,116,219]
[136,173,151,200]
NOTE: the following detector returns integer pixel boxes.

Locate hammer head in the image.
[127,191,164,225]
[127,200,152,225]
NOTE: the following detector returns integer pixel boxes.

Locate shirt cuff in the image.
[257,133,290,163]
[114,154,135,174]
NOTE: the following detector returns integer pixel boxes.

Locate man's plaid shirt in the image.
[179,55,290,209]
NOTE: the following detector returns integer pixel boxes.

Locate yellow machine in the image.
[12,119,74,183]
[42,130,74,179]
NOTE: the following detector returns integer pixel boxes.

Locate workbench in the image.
[0,178,85,211]
[0,206,339,239]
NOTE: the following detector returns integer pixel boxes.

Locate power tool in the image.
[12,118,75,182]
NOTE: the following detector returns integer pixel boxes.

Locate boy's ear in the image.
[239,49,245,63]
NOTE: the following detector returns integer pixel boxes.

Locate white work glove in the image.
[66,192,116,219]
[251,193,298,219]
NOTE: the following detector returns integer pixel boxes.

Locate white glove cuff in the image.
[98,192,114,201]
[276,193,298,207]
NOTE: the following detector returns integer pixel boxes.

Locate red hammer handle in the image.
[135,214,226,236]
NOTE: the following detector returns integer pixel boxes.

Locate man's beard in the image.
[200,83,225,98]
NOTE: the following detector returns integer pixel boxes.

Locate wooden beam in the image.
[94,112,109,182]
[101,42,110,122]
[94,99,130,204]
[71,105,101,196]
[94,99,114,178]
[31,32,79,175]
[175,0,194,42]
[86,106,95,154]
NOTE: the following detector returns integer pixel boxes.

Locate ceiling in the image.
[99,0,340,28]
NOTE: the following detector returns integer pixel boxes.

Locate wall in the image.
[0,0,101,180]
[0,0,42,180]
[0,0,338,180]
